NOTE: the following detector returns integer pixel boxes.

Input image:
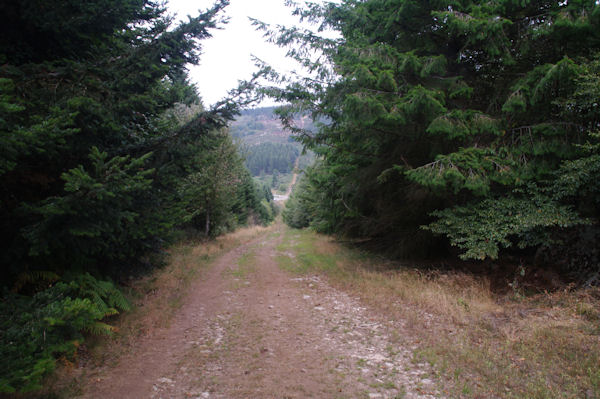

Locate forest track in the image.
[78,221,441,399]
[285,157,300,197]
[274,157,300,202]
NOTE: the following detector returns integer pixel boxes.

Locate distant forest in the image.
[244,142,300,175]
[231,107,307,176]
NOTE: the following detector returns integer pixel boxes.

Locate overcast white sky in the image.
[167,0,316,107]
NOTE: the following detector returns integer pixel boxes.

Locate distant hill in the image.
[230,106,315,146]
[232,107,316,184]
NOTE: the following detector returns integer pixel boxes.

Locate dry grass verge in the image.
[277,227,600,399]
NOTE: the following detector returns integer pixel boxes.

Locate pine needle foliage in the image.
[0,0,270,285]
[270,0,600,267]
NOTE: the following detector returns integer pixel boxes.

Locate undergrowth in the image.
[3,224,273,398]
[277,227,600,399]
[0,273,129,393]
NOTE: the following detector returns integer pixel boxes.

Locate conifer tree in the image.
[0,0,269,282]
[267,0,600,268]
[0,0,276,391]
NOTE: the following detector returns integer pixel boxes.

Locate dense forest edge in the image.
[267,2,599,393]
[271,0,600,281]
[1,0,600,396]
[0,0,276,393]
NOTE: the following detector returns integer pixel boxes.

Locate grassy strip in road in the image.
[276,226,600,399]
[231,248,258,280]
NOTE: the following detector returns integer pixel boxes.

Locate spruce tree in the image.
[0,0,262,282]
[268,0,600,266]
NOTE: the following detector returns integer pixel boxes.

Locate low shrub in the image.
[0,273,129,393]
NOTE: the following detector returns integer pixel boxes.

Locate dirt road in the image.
[80,222,441,399]
[273,157,300,202]
[284,158,300,197]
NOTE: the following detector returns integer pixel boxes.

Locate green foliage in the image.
[0,274,129,393]
[176,130,275,236]
[22,148,155,272]
[405,147,516,196]
[553,132,600,208]
[244,142,300,175]
[0,1,271,392]
[283,176,313,229]
[243,169,277,227]
[0,0,267,284]
[271,169,280,188]
[425,187,584,260]
[267,0,600,267]
[283,162,344,233]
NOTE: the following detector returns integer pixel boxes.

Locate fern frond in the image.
[103,307,119,317]
[84,321,116,336]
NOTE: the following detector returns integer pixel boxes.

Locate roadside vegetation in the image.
[274,3,600,394]
[270,0,600,281]
[276,227,600,398]
[0,0,274,393]
[13,224,273,398]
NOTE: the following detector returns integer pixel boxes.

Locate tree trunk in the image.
[205,209,210,236]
